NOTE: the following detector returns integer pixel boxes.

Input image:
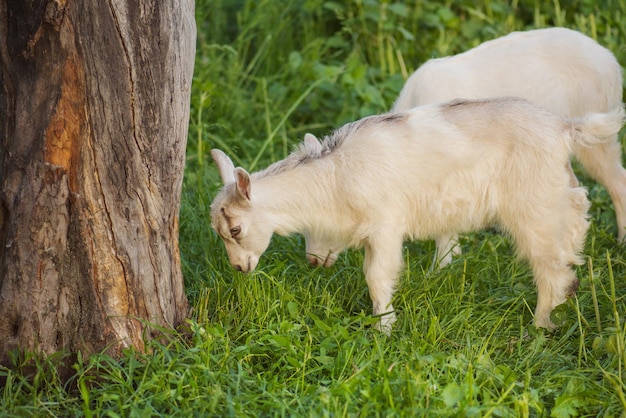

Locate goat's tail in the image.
[569,104,625,147]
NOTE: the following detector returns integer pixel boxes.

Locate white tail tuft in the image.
[570,105,625,147]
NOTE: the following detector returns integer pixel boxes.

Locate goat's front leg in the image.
[363,232,404,335]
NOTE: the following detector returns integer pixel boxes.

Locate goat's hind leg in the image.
[508,187,589,329]
[574,136,626,241]
[434,234,461,268]
[531,261,580,329]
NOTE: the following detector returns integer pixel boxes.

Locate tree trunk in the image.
[0,0,193,364]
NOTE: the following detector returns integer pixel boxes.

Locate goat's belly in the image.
[406,195,497,240]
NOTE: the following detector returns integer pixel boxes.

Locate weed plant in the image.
[2,0,626,416]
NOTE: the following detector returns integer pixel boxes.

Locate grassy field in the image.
[3,0,626,416]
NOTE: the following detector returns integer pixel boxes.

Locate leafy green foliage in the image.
[2,0,626,416]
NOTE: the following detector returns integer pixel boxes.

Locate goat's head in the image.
[210,149,273,273]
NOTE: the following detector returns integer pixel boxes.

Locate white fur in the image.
[305,27,625,268]
[211,97,625,333]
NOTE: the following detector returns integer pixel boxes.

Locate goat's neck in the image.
[253,166,334,236]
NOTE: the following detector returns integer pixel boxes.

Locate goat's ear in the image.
[234,167,251,201]
[304,133,322,151]
[211,149,236,185]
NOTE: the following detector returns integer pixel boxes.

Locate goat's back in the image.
[325,98,572,233]
[335,97,567,181]
[393,27,622,116]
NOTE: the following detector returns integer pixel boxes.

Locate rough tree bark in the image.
[0,0,194,364]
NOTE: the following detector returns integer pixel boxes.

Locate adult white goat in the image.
[304,27,625,268]
[211,97,625,333]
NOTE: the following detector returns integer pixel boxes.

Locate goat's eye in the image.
[230,226,241,238]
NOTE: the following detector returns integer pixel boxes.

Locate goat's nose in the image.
[308,256,319,267]
[234,264,243,272]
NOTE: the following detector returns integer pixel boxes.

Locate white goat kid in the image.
[304,27,625,268]
[211,97,625,333]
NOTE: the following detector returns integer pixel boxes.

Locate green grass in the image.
[3,0,626,416]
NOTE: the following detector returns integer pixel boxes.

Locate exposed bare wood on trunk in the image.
[0,0,194,364]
